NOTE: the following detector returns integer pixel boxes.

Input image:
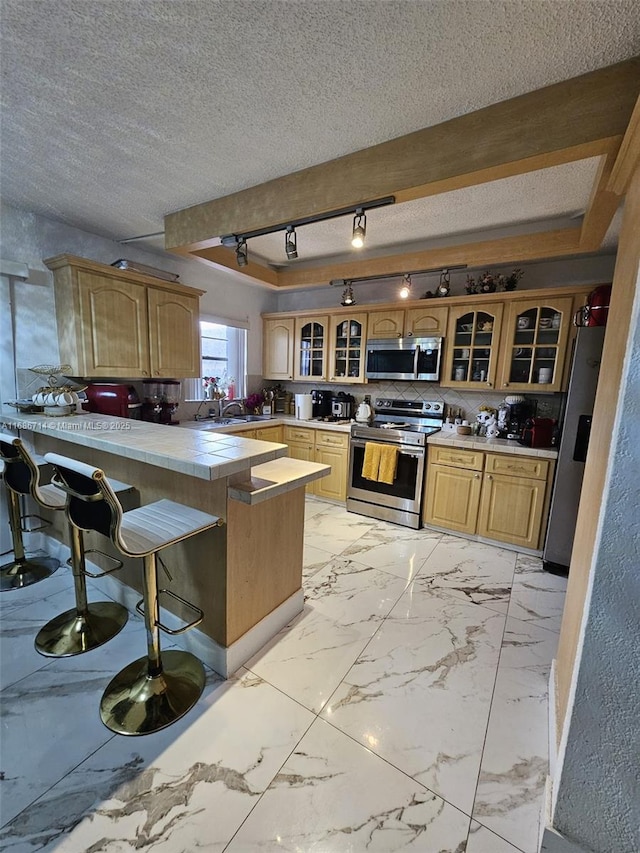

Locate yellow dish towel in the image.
[378,444,399,485]
[362,442,382,480]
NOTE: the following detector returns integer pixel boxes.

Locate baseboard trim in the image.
[41,534,303,679]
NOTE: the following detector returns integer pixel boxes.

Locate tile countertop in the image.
[180,415,353,434]
[0,410,289,482]
[427,430,558,459]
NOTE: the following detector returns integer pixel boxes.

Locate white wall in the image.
[0,201,278,392]
[549,267,640,852]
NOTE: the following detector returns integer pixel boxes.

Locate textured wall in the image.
[0,201,278,382]
[553,268,640,851]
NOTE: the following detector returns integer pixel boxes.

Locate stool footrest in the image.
[21,514,51,533]
[66,549,124,577]
[136,588,204,635]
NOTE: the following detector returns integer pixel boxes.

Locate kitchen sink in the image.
[199,414,274,426]
[240,414,274,422]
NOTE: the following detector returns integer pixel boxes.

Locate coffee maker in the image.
[142,380,181,425]
[497,396,536,440]
[311,389,333,419]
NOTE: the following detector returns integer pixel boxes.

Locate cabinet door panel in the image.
[404,306,448,337]
[423,464,482,533]
[263,319,294,380]
[329,314,367,383]
[79,272,150,377]
[477,473,546,548]
[367,310,404,338]
[287,441,316,494]
[294,316,329,381]
[257,425,284,443]
[314,446,346,501]
[148,289,200,378]
[441,303,504,389]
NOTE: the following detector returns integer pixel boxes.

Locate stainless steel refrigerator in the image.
[543,326,606,575]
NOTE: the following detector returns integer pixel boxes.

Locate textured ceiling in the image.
[1,0,639,263]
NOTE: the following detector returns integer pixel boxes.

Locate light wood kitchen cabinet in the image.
[328,313,367,383]
[440,302,504,389]
[46,254,203,379]
[284,425,317,493]
[424,447,554,550]
[367,305,448,338]
[314,430,349,501]
[294,316,329,381]
[257,424,284,443]
[263,318,294,381]
[496,296,574,392]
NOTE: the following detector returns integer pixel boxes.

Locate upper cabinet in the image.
[328,313,367,383]
[46,255,203,379]
[293,315,329,381]
[367,305,448,338]
[263,318,294,381]
[496,296,574,392]
[440,303,504,389]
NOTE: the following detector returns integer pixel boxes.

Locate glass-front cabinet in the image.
[294,315,329,380]
[441,303,504,388]
[497,296,574,392]
[328,313,367,383]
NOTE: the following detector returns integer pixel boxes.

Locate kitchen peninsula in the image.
[1,410,329,676]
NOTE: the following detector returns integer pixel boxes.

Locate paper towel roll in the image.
[294,393,313,420]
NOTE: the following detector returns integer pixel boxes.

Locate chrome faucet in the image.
[221,400,246,417]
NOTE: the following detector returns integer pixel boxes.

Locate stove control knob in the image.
[424,403,431,410]
[432,403,441,411]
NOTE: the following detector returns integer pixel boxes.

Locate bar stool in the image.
[0,432,62,591]
[45,452,224,736]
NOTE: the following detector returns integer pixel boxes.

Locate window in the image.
[183,318,247,401]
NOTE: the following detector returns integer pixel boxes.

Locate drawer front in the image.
[284,426,315,445]
[485,453,549,481]
[315,430,349,450]
[430,446,484,471]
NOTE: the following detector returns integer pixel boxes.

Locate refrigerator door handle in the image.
[573,414,593,463]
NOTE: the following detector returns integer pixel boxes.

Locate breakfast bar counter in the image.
[1,410,330,676]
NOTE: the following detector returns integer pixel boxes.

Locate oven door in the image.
[347,436,426,513]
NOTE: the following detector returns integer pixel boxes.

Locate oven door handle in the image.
[413,345,420,377]
[351,438,425,459]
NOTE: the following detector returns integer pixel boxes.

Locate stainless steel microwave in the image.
[365,337,443,381]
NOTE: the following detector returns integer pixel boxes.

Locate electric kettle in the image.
[355,400,372,423]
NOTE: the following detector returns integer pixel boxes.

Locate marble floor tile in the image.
[323,586,506,814]
[0,615,151,825]
[466,820,525,853]
[0,589,82,690]
[472,617,558,853]
[304,556,409,630]
[413,536,517,614]
[341,524,442,582]
[304,497,331,521]
[0,564,73,616]
[303,504,377,554]
[226,716,471,852]
[0,669,315,853]
[245,606,374,713]
[508,554,568,633]
[302,542,334,581]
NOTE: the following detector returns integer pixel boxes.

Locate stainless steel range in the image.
[347,398,444,528]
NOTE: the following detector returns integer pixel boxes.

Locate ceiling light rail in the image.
[221,195,395,266]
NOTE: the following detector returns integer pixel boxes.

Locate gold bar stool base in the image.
[0,555,59,592]
[100,649,205,736]
[35,601,128,657]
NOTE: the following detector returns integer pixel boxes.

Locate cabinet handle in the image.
[504,382,509,387]
[142,370,149,376]
[486,381,493,388]
[487,474,493,480]
[154,370,160,376]
[407,332,413,336]
[474,473,480,479]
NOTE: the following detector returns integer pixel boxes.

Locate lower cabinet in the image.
[284,426,349,500]
[424,446,554,549]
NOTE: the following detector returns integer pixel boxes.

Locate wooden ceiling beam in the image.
[579,147,622,251]
[273,228,584,289]
[191,246,280,288]
[607,93,640,196]
[165,57,640,256]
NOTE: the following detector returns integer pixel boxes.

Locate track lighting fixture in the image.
[340,281,356,306]
[351,209,366,249]
[285,226,298,259]
[399,273,412,299]
[235,238,248,267]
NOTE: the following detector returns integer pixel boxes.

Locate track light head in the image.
[340,282,356,306]
[351,209,366,249]
[399,273,412,299]
[285,226,298,259]
[236,238,248,267]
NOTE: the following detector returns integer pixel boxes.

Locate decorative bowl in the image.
[457,425,472,435]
